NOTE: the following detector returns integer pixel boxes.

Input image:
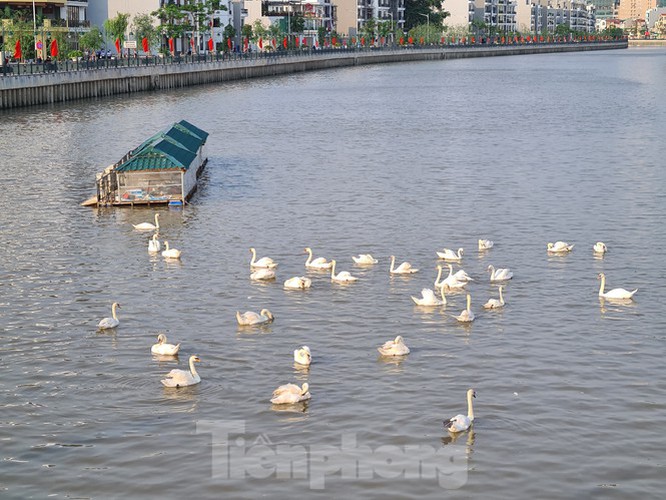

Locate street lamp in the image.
[388,10,393,46]
[418,13,429,45]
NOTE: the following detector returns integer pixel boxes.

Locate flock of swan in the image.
[96,228,638,432]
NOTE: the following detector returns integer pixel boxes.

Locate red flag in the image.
[13,38,21,59]
[190,37,195,48]
[243,37,248,51]
[227,38,232,49]
[332,36,337,45]
[208,38,214,51]
[142,37,149,53]
[50,39,58,58]
[115,37,121,54]
[272,38,276,48]
[283,37,287,49]
[302,37,306,47]
[361,37,365,46]
[258,37,263,49]
[295,37,299,48]
[399,36,404,45]
[420,37,424,45]
[168,38,174,53]
[408,36,413,44]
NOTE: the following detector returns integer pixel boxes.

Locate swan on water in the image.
[133,213,160,231]
[411,287,447,306]
[251,268,276,281]
[162,241,182,260]
[593,242,608,255]
[98,302,121,330]
[148,233,161,253]
[444,389,476,433]
[483,286,506,309]
[434,265,467,291]
[249,248,278,269]
[236,309,275,326]
[487,264,513,282]
[304,247,333,269]
[161,355,201,388]
[331,260,358,282]
[271,382,311,404]
[478,239,494,251]
[377,335,410,356]
[436,247,464,262]
[352,254,378,265]
[151,333,181,356]
[284,276,312,289]
[294,346,312,366]
[453,294,475,323]
[597,273,637,300]
[547,241,574,254]
[389,255,419,274]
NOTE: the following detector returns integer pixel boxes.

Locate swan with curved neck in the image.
[330,260,358,282]
[377,335,410,356]
[271,382,311,404]
[483,286,505,309]
[453,294,475,322]
[352,254,378,265]
[294,346,312,366]
[412,287,447,306]
[250,248,278,269]
[436,247,464,262]
[597,273,637,300]
[98,302,121,330]
[148,233,161,253]
[304,247,333,269]
[389,255,419,274]
[162,241,182,260]
[593,242,607,255]
[478,239,494,250]
[236,309,274,326]
[487,264,513,282]
[284,276,312,289]
[133,213,160,231]
[151,333,181,355]
[444,389,476,432]
[435,265,466,290]
[161,355,201,387]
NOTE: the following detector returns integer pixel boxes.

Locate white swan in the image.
[271,382,311,404]
[593,242,608,255]
[437,247,464,262]
[236,308,274,326]
[389,255,419,274]
[434,265,467,291]
[330,260,358,282]
[294,346,312,366]
[597,273,637,300]
[98,302,121,330]
[444,389,476,433]
[547,241,574,253]
[161,355,201,388]
[284,276,312,289]
[377,335,410,356]
[487,264,513,282]
[453,294,475,323]
[151,333,181,355]
[148,233,161,253]
[304,247,333,269]
[483,286,505,309]
[133,213,160,231]
[162,241,182,260]
[478,239,494,250]
[250,268,276,281]
[411,287,447,306]
[249,247,278,269]
[352,254,378,265]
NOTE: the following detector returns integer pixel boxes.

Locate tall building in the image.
[617,0,656,19]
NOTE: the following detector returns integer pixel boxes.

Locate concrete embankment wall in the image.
[0,42,627,110]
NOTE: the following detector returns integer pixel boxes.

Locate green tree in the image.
[252,19,269,42]
[554,24,570,36]
[290,13,305,34]
[241,23,253,40]
[132,13,159,48]
[223,23,236,51]
[79,25,104,52]
[104,12,130,50]
[362,18,377,40]
[404,0,449,31]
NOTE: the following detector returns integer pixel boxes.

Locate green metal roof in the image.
[115,121,207,173]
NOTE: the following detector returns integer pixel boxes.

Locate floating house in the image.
[83,120,209,207]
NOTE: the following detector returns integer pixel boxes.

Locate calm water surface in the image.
[1,47,665,498]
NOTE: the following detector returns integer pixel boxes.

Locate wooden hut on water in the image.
[83,120,209,207]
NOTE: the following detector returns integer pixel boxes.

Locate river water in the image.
[1,47,665,498]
